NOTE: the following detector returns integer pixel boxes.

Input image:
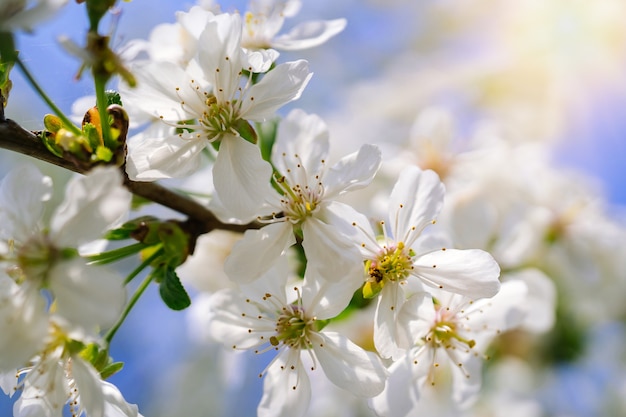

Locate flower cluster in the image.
[108,2,532,415]
[6,0,623,416]
[0,165,140,416]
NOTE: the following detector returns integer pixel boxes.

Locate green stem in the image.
[104,250,161,345]
[93,73,113,148]
[14,57,82,136]
[124,246,163,285]
[86,242,148,265]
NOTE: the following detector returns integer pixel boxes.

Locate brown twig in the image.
[0,117,257,234]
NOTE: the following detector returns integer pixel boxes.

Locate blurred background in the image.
[2,0,626,416]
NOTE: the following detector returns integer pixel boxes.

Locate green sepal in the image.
[234,118,258,144]
[104,215,159,241]
[79,343,124,380]
[257,119,278,162]
[60,247,79,260]
[82,122,101,149]
[362,280,384,299]
[66,339,86,356]
[43,114,63,134]
[158,222,190,267]
[157,267,191,311]
[40,131,64,158]
[100,361,124,380]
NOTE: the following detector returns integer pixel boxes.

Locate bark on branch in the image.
[0,117,256,234]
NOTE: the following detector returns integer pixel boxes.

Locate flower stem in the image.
[104,250,162,345]
[124,246,163,285]
[14,57,82,137]
[93,73,113,147]
[86,242,148,265]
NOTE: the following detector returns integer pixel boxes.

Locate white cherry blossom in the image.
[122,12,312,220]
[0,165,130,337]
[348,166,501,359]
[6,329,141,417]
[371,280,528,416]
[224,109,381,287]
[0,0,66,32]
[206,256,387,417]
[241,0,347,51]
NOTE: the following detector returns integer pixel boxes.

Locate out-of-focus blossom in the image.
[0,0,67,33]
[241,0,346,51]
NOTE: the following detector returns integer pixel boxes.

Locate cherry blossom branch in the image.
[0,116,257,234]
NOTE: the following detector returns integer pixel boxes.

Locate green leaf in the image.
[158,268,191,311]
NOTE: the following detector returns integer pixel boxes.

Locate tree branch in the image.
[0,117,257,234]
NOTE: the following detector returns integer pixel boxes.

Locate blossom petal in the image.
[272,19,347,50]
[301,215,362,287]
[126,126,206,181]
[258,351,311,417]
[374,282,406,360]
[271,109,329,181]
[50,167,131,247]
[206,289,271,350]
[212,135,274,221]
[1,0,67,32]
[0,164,51,241]
[243,48,280,72]
[464,279,528,342]
[0,277,47,372]
[225,222,295,283]
[413,248,501,299]
[302,268,359,320]
[311,332,386,397]
[324,144,382,198]
[333,202,380,258]
[101,381,141,417]
[450,351,482,409]
[120,60,206,122]
[72,357,105,417]
[197,13,243,101]
[370,351,427,417]
[503,269,555,333]
[240,60,313,121]
[49,258,126,330]
[395,292,435,351]
[389,167,445,245]
[16,354,68,416]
